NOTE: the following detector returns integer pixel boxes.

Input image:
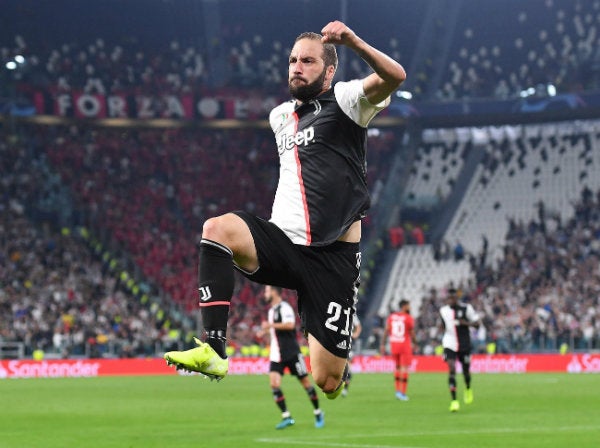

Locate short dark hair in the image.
[295,32,338,71]
[399,299,409,308]
[448,287,457,294]
[270,286,283,295]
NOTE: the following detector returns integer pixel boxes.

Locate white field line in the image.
[256,424,600,447]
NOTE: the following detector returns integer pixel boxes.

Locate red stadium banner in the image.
[1,354,599,379]
[0,358,173,379]
[73,92,107,118]
[36,91,280,120]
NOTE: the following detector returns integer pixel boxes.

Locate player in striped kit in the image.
[261,285,324,429]
[439,288,481,412]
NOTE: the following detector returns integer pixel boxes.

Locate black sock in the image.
[463,364,472,389]
[305,386,320,410]
[272,388,288,413]
[342,362,349,381]
[198,239,234,358]
[346,370,353,388]
[449,372,457,400]
[205,330,227,359]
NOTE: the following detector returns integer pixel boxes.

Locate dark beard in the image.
[289,69,327,103]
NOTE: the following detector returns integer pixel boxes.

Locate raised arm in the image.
[321,20,406,105]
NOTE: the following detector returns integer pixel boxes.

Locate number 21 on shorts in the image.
[325,301,352,335]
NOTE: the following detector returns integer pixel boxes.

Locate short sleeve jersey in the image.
[440,302,479,352]
[386,311,414,347]
[268,300,300,363]
[268,80,390,246]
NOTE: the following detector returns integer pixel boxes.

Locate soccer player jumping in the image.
[164,21,406,399]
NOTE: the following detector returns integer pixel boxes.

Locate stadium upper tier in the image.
[1,0,598,100]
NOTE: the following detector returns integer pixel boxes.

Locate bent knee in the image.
[202,213,246,244]
[202,215,227,241]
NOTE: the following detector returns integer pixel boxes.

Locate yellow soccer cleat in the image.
[449,400,460,412]
[164,337,228,381]
[325,385,344,400]
[464,388,473,404]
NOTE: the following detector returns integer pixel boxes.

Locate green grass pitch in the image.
[1,372,599,447]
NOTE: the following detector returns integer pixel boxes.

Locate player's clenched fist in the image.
[321,21,357,46]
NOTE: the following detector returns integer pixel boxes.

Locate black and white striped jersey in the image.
[268,300,300,363]
[268,79,390,246]
[440,302,479,352]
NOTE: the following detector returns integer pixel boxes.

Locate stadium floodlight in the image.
[14,55,25,64]
[396,90,413,100]
[547,84,556,96]
[519,87,535,98]
[6,61,17,70]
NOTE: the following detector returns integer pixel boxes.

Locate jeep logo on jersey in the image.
[277,126,315,154]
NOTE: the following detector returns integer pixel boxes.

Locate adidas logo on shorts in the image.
[336,340,348,350]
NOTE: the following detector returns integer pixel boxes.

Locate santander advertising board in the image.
[1,354,599,379]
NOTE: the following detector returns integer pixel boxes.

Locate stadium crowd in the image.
[1,128,185,358]
[38,123,397,307]
[1,0,598,101]
[5,115,600,357]
[410,185,600,355]
[1,121,397,357]
[434,0,600,100]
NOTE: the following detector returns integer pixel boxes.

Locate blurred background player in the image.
[342,313,362,397]
[380,299,414,400]
[439,287,481,412]
[260,285,325,429]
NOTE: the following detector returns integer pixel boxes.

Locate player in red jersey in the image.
[380,299,415,400]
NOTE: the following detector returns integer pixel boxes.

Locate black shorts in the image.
[443,348,471,365]
[270,353,309,378]
[233,211,360,359]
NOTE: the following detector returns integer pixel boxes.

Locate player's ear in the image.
[325,64,336,85]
